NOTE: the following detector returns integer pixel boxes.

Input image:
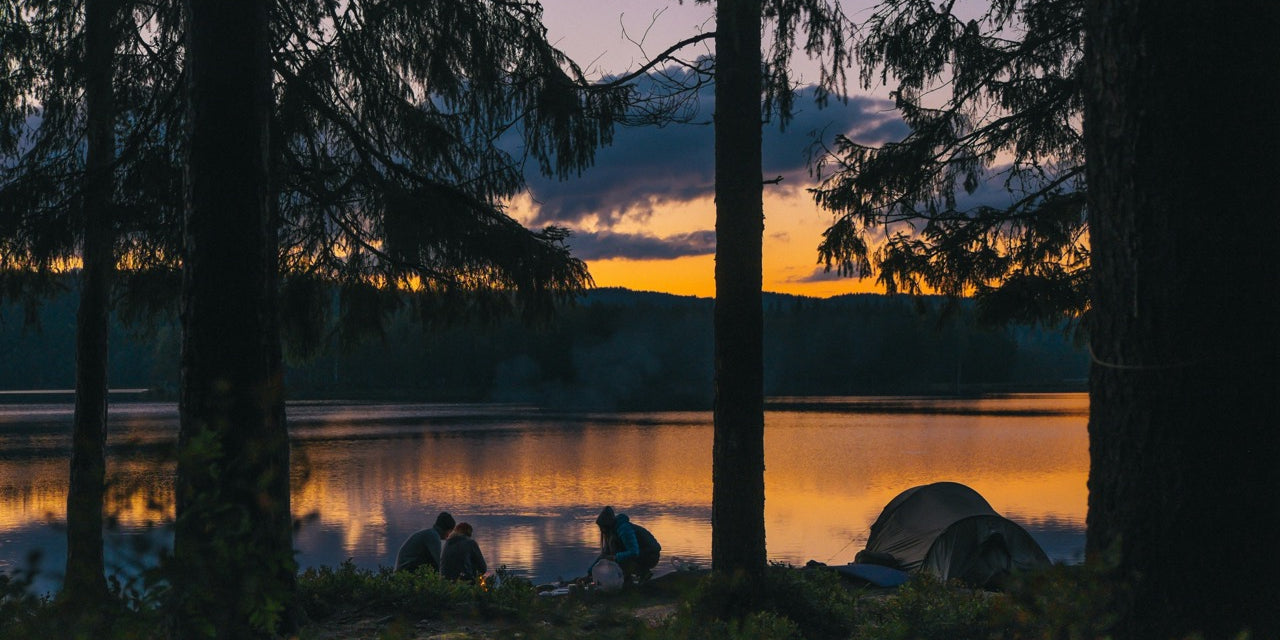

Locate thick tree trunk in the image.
[711,0,767,578]
[173,0,293,637]
[64,0,115,608]
[1084,2,1280,638]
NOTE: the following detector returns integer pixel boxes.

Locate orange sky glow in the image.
[510,188,887,299]
[517,0,899,300]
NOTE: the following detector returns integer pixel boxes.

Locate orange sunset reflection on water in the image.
[1,394,1088,588]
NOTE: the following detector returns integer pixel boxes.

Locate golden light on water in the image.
[0,459,69,529]
[762,399,1088,563]
[1,395,1089,582]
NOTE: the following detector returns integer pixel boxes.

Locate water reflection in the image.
[0,394,1087,593]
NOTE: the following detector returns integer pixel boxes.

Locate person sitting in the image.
[394,511,455,573]
[439,521,488,581]
[595,506,661,583]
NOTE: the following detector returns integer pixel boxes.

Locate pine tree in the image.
[170,1,636,634]
[810,0,1087,327]
[1084,0,1280,637]
[712,0,767,578]
[170,1,284,636]
[63,0,116,610]
[4,1,637,632]
[706,0,852,578]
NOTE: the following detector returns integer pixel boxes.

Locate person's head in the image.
[451,522,473,538]
[596,506,616,531]
[434,511,456,533]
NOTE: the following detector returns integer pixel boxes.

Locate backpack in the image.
[632,523,661,554]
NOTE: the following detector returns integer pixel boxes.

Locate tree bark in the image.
[173,0,294,636]
[1084,2,1280,638]
[64,0,116,608]
[712,0,767,578]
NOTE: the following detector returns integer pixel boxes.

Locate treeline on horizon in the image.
[0,285,1086,410]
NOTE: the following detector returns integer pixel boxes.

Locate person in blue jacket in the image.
[595,506,661,583]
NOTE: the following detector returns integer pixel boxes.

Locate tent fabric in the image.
[833,563,911,587]
[861,482,1050,588]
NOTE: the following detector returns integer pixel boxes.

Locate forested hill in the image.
[1,286,1086,409]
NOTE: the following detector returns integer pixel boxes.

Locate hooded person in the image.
[395,511,456,573]
[594,506,661,583]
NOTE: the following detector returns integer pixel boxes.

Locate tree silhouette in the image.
[3,3,632,626]
[1,0,177,613]
[168,1,639,635]
[170,1,288,637]
[711,0,767,578]
[1084,0,1280,637]
[268,0,628,337]
[707,0,852,579]
[810,0,1087,327]
[64,0,116,611]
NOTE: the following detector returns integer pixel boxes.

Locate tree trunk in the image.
[711,0,767,578]
[172,0,294,636]
[64,0,116,609]
[1084,2,1280,638]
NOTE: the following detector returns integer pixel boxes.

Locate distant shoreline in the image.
[0,387,1088,413]
[0,388,150,395]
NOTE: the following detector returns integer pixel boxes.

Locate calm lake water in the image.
[0,393,1088,594]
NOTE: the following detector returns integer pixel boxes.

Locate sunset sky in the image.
[521,0,904,299]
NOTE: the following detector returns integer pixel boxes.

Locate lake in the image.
[0,393,1088,594]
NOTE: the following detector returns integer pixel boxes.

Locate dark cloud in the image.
[934,164,1074,213]
[565,229,715,261]
[787,266,850,284]
[525,85,903,228]
[959,176,1020,210]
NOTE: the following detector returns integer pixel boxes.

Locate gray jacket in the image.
[394,525,448,572]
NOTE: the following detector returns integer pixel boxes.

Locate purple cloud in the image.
[786,266,850,284]
[525,85,904,227]
[565,229,716,260]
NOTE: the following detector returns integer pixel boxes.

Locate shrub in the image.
[1,570,163,640]
[296,561,535,622]
[994,562,1122,639]
[674,564,859,640]
[847,574,1001,640]
[653,610,804,640]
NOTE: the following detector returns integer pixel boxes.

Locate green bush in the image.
[1,569,163,640]
[994,562,1121,639]
[296,561,535,622]
[3,557,1133,639]
[652,610,804,640]
[847,575,1001,640]
[656,563,1126,640]
[673,564,859,640]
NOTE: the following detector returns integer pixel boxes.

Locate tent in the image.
[855,481,1050,589]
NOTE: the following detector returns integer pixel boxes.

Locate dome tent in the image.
[856,481,1050,589]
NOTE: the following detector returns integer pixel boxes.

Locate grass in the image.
[296,561,538,627]
[2,560,1123,640]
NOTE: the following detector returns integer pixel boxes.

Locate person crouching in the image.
[595,506,661,583]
